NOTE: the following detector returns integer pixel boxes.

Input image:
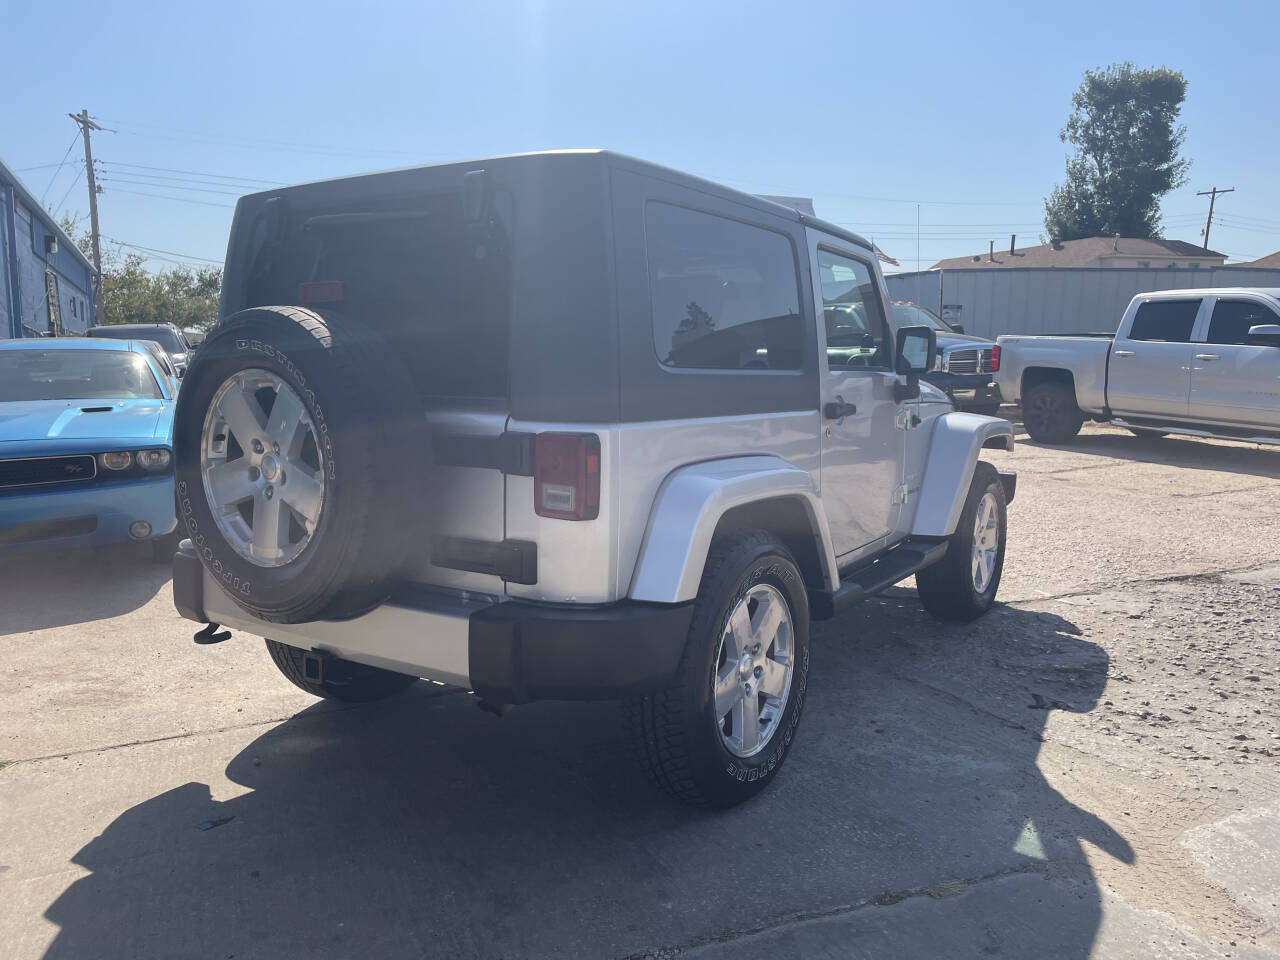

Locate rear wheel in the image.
[265,639,417,703]
[1021,381,1083,443]
[626,531,810,808]
[916,462,1007,622]
[173,306,425,623]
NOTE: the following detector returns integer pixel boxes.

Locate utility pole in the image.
[69,109,103,321]
[1196,186,1234,253]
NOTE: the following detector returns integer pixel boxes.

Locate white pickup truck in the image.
[995,287,1280,444]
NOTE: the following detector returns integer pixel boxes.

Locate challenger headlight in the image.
[137,449,172,471]
[100,451,133,471]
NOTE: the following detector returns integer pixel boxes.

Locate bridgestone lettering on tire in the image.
[173,305,426,623]
[625,530,811,808]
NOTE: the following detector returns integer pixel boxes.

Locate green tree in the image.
[1044,63,1190,241]
[59,216,221,331]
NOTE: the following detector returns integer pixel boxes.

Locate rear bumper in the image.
[0,475,177,555]
[173,541,694,704]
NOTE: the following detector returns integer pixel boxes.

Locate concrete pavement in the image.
[2,421,1278,959]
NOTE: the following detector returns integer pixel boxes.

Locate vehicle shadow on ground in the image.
[40,594,1131,960]
[1002,409,1280,479]
[0,542,172,636]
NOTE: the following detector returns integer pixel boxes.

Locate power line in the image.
[101,236,223,263]
[52,167,85,220]
[98,160,283,185]
[99,168,257,191]
[101,187,235,209]
[100,176,244,197]
[103,117,436,162]
[39,132,82,205]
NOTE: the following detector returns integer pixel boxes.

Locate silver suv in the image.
[171,151,1016,807]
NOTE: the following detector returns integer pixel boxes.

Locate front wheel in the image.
[916,462,1007,622]
[626,530,810,808]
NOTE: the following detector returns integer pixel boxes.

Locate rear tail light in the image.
[534,433,600,521]
[989,344,1001,372]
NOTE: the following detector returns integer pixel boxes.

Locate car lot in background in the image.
[2,419,1277,959]
[891,301,1003,414]
[87,322,194,378]
[0,338,178,558]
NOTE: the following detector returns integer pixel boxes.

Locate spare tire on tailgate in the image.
[173,305,425,623]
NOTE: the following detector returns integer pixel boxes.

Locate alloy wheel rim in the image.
[712,583,795,758]
[200,369,327,567]
[971,491,1000,593]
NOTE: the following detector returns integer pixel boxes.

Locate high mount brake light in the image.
[534,433,600,521]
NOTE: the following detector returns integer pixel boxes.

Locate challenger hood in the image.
[0,398,172,444]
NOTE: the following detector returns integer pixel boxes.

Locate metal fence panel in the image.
[885,267,1280,339]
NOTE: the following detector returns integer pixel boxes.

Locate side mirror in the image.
[894,325,937,402]
[950,323,965,334]
[1247,323,1280,347]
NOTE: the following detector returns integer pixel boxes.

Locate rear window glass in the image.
[240,189,513,399]
[645,202,803,370]
[0,349,161,401]
[1128,300,1200,343]
[1206,300,1278,344]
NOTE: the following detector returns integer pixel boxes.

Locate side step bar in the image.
[808,538,949,620]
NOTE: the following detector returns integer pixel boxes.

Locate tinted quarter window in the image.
[645,202,803,370]
[1206,300,1279,345]
[1127,300,1200,343]
[818,249,890,369]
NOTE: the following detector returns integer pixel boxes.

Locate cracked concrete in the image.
[1,419,1278,959]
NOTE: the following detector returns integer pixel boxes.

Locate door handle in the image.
[823,401,857,420]
[1194,354,1219,361]
[1113,349,1135,357]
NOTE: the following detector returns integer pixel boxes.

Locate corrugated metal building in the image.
[885,265,1280,340]
[0,156,96,338]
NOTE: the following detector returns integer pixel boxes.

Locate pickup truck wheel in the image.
[265,639,417,703]
[173,306,425,623]
[916,462,1007,622]
[1021,382,1083,443]
[625,531,810,808]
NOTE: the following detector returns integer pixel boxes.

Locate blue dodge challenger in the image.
[0,338,179,558]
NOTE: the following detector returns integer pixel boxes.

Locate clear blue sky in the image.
[5,0,1278,274]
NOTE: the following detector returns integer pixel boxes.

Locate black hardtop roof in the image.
[241,149,874,254]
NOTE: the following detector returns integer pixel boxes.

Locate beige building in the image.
[930,236,1226,271]
[1237,250,1280,268]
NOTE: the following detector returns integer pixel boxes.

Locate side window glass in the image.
[1206,300,1278,345]
[817,249,890,370]
[1127,300,1200,343]
[645,202,803,370]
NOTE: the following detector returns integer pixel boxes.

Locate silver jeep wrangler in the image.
[172,150,1015,807]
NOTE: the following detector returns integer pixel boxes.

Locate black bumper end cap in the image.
[173,538,207,624]
[468,599,695,705]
